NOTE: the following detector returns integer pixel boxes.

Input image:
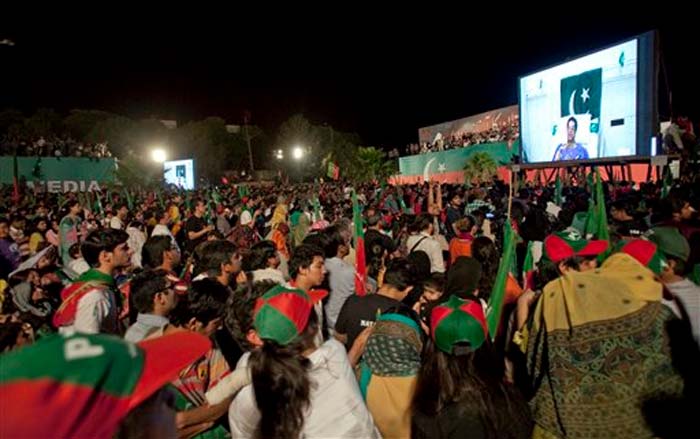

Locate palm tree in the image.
[463,152,498,186]
[347,147,397,183]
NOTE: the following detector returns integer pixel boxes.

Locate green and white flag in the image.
[560,68,602,130]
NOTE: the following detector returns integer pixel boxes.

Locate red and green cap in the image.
[430,295,488,355]
[616,239,667,275]
[543,230,609,263]
[0,331,210,439]
[253,284,328,345]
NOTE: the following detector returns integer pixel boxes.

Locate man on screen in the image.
[553,116,589,161]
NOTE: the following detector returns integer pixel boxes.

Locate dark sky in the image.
[0,14,696,149]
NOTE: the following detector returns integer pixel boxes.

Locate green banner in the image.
[398,140,518,177]
[0,157,116,192]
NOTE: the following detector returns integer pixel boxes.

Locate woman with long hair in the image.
[412,295,532,439]
[228,285,379,438]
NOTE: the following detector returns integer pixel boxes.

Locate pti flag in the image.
[560,68,602,122]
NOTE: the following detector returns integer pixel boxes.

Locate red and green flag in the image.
[327,161,340,180]
[352,189,367,296]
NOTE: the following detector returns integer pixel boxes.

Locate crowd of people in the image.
[0,163,699,438]
[407,120,520,156]
[0,134,113,158]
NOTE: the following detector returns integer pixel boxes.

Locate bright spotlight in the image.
[292,146,304,160]
[151,148,167,163]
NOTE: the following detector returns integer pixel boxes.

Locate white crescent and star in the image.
[581,88,590,103]
[568,88,591,115]
[423,158,436,181]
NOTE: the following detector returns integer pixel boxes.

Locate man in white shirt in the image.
[406,213,445,273]
[151,209,180,255]
[649,227,700,345]
[110,203,129,230]
[53,229,133,335]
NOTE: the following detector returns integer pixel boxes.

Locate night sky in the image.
[1,14,696,150]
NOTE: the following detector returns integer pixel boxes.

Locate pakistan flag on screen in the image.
[560,68,602,130]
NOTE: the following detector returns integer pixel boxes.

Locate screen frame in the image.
[518,30,657,164]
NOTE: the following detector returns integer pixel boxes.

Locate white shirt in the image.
[240,210,253,226]
[152,224,180,255]
[110,216,124,230]
[406,232,445,273]
[663,278,700,346]
[228,339,381,439]
[127,226,146,268]
[59,288,119,335]
[67,258,90,278]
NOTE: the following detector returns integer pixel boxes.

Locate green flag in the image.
[560,68,602,123]
[123,188,133,211]
[554,174,563,206]
[156,190,164,210]
[311,197,321,222]
[661,167,673,199]
[486,220,516,338]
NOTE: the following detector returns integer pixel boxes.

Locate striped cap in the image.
[253,285,328,345]
[430,295,488,355]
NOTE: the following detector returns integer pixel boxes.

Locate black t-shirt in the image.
[334,293,406,349]
[184,215,208,253]
[611,217,648,237]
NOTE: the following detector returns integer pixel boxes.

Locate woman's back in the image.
[229,339,380,438]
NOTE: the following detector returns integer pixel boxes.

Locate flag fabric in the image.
[123,189,133,211]
[594,169,610,249]
[12,153,20,205]
[661,167,673,199]
[554,174,563,206]
[351,189,367,296]
[156,190,164,210]
[522,240,535,291]
[238,185,249,198]
[312,196,322,222]
[486,219,516,338]
[560,68,602,122]
[327,161,340,180]
[95,191,104,216]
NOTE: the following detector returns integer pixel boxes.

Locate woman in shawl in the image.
[358,307,424,438]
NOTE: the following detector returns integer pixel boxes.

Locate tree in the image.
[345,146,397,183]
[276,114,322,152]
[86,116,136,158]
[175,117,247,181]
[463,152,498,186]
[0,109,24,134]
[24,108,62,138]
[64,109,114,140]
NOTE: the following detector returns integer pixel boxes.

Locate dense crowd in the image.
[0,164,699,438]
[0,134,113,158]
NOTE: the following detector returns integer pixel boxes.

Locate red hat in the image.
[615,239,667,275]
[543,230,608,263]
[0,332,211,439]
